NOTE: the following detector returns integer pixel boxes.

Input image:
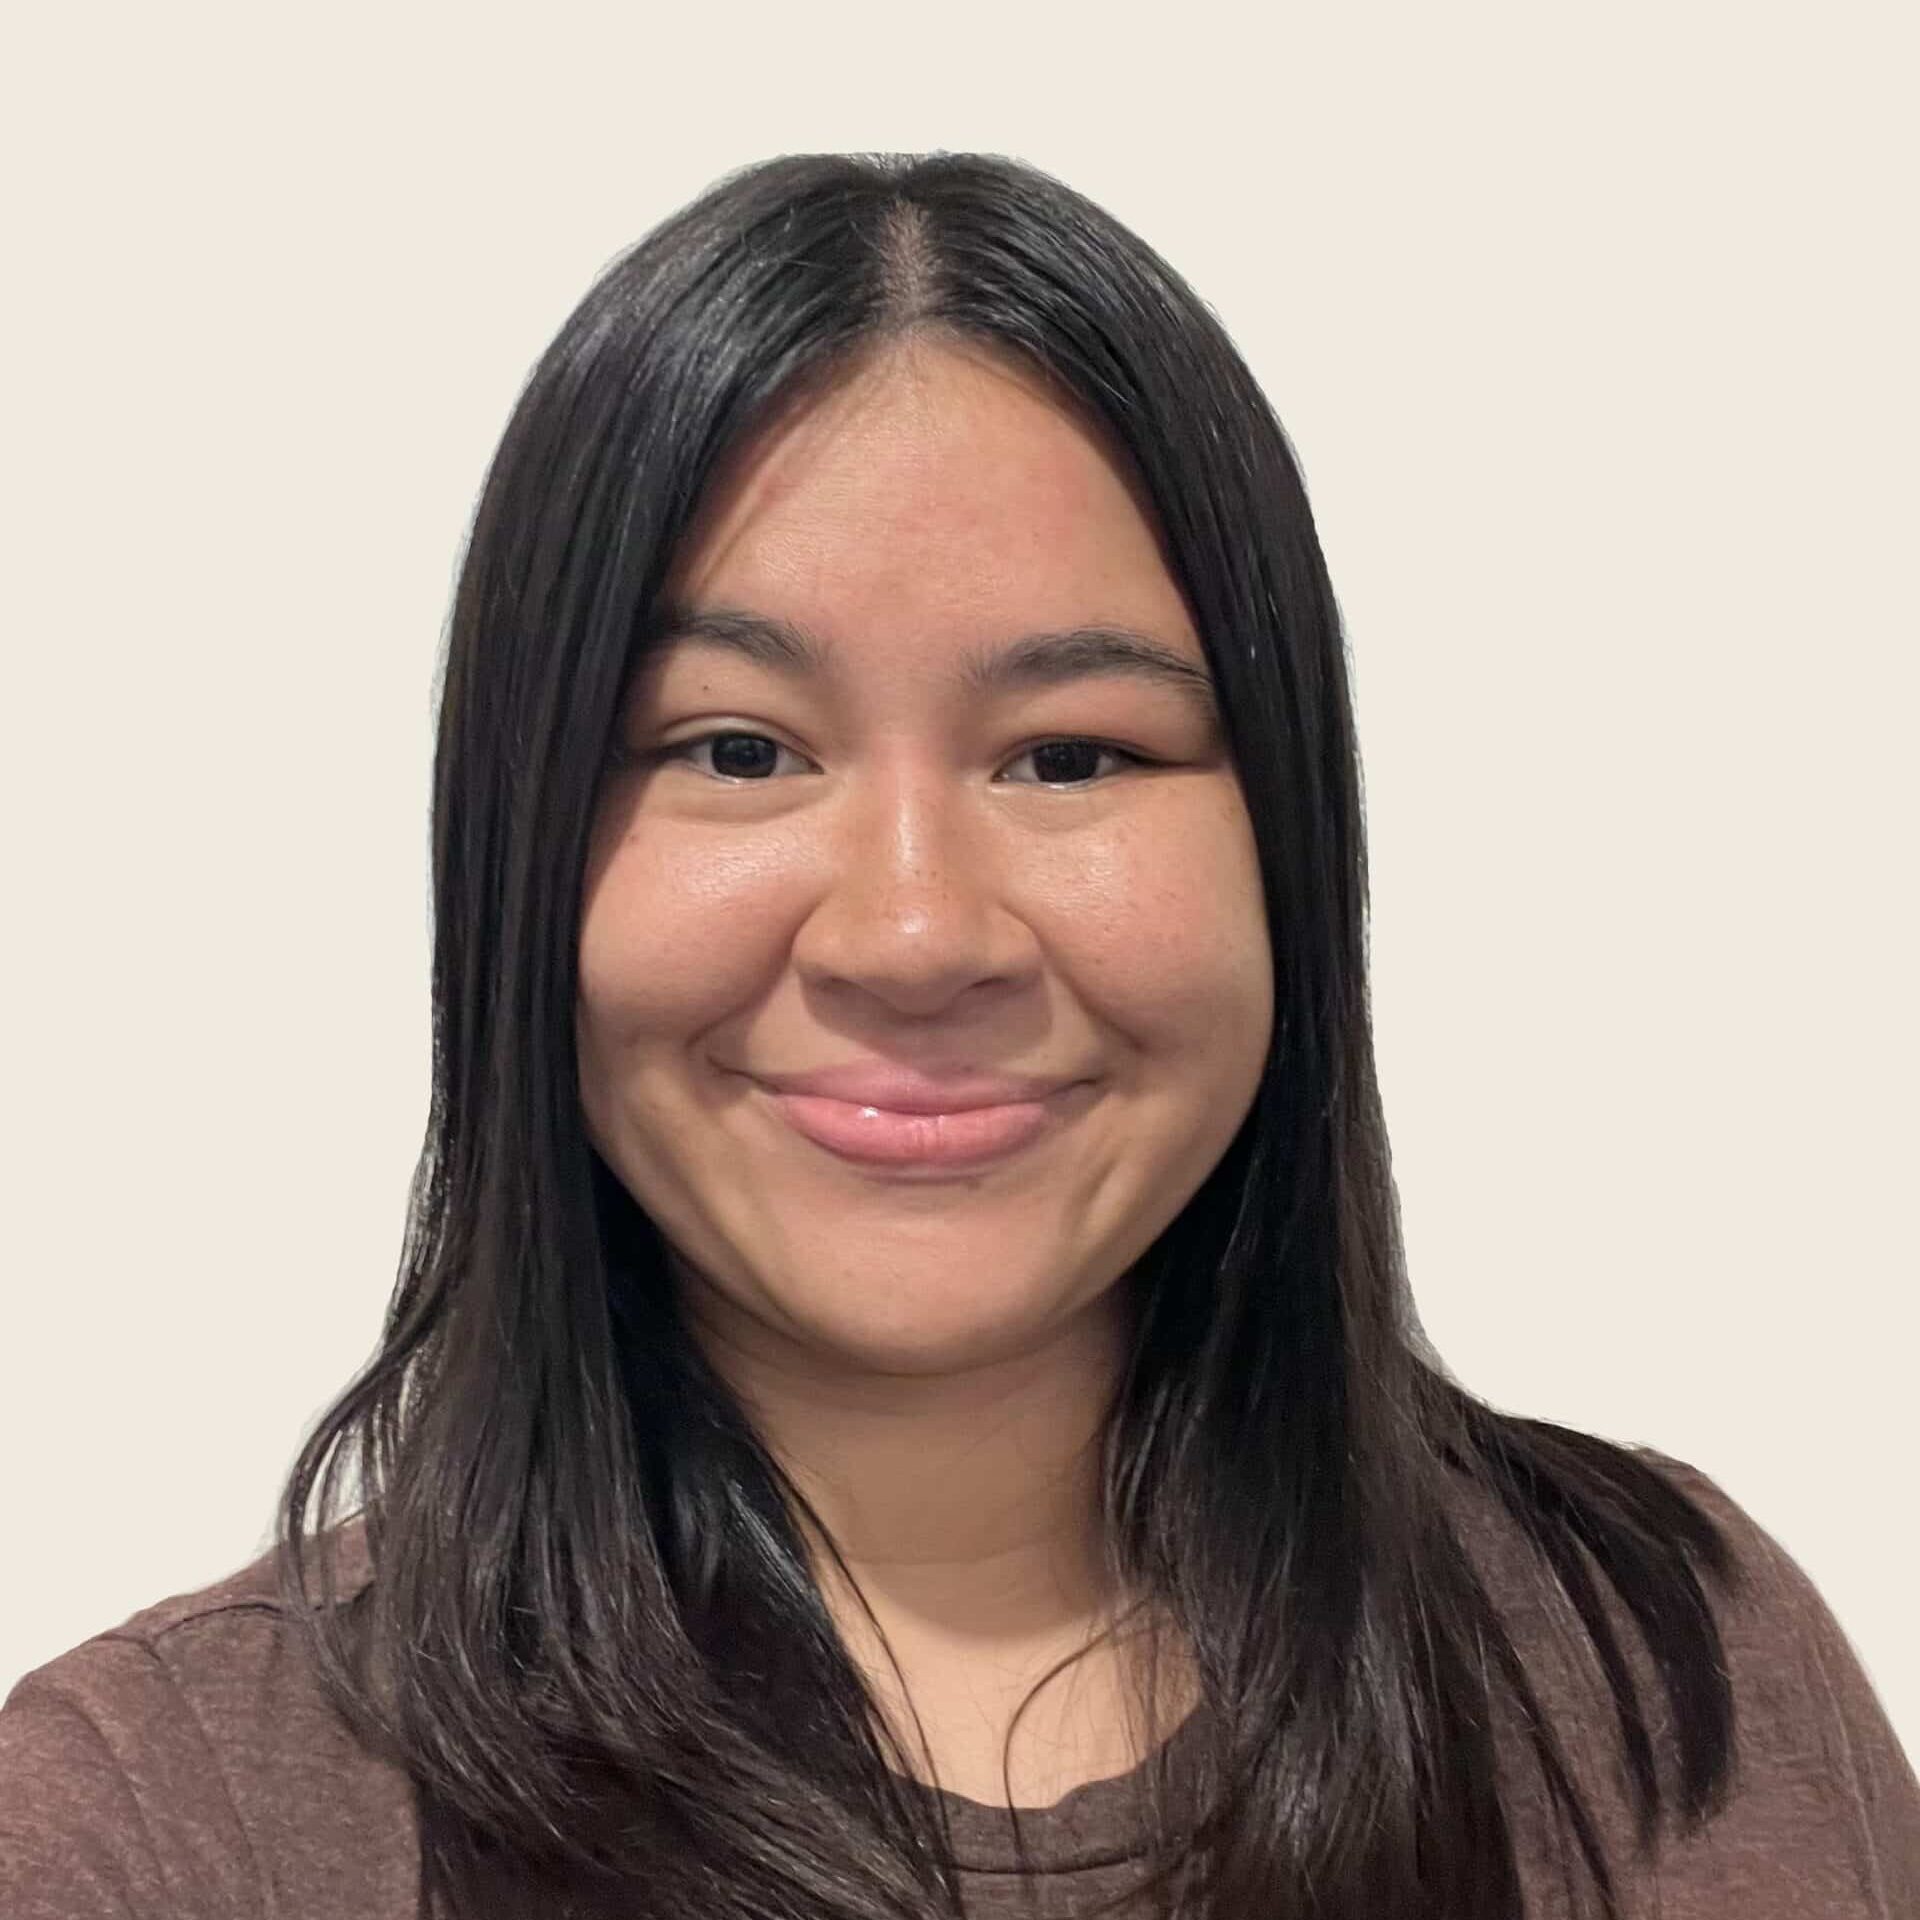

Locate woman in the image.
[2,151,1914,1920]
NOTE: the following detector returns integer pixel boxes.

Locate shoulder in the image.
[1451,1441,1920,1917]
[0,1520,419,1920]
[1635,1448,1920,1911]
[5,1516,377,1741]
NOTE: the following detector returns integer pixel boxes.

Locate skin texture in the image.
[577,335,1272,1804]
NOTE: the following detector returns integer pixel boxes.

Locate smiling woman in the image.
[2,151,1916,1920]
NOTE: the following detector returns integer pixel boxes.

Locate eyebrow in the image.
[637,602,1221,723]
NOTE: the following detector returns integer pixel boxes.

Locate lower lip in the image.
[760,1086,1075,1169]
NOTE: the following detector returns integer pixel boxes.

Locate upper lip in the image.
[750,1062,1086,1113]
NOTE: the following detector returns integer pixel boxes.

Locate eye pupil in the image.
[1031,740,1105,785]
[711,732,779,779]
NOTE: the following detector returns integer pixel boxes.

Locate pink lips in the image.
[748,1063,1088,1170]
[766,1090,1058,1167]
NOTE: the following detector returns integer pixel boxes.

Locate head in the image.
[413,149,1377,1449]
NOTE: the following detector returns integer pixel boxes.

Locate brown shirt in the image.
[2,1455,1916,1918]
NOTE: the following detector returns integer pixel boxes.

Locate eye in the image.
[996,738,1150,787]
[654,730,1150,788]
[657,730,814,781]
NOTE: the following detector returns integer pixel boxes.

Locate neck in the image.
[672,1261,1197,1798]
[679,1260,1130,1622]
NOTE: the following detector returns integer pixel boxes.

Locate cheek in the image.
[1031,793,1274,1051]
[576,829,782,1057]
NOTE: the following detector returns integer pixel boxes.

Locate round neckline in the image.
[890,1699,1209,1874]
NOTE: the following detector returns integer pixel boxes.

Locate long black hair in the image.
[280,150,1743,1919]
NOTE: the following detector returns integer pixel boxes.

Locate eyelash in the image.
[653,730,1152,789]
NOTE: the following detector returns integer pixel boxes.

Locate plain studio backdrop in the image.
[2,3,1912,1761]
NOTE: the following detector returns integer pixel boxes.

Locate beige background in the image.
[3,3,1913,1764]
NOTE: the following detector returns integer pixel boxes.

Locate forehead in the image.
[663,337,1196,647]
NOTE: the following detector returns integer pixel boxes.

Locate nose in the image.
[787,757,1037,1018]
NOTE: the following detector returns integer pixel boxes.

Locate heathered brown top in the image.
[2,1453,1916,1918]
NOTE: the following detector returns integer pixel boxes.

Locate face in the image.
[577,337,1273,1380]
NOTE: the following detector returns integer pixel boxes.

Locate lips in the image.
[752,1061,1084,1114]
[763,1088,1064,1168]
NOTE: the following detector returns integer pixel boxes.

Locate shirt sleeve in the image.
[0,1634,255,1920]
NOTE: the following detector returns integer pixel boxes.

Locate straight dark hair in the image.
[280,150,1743,1919]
